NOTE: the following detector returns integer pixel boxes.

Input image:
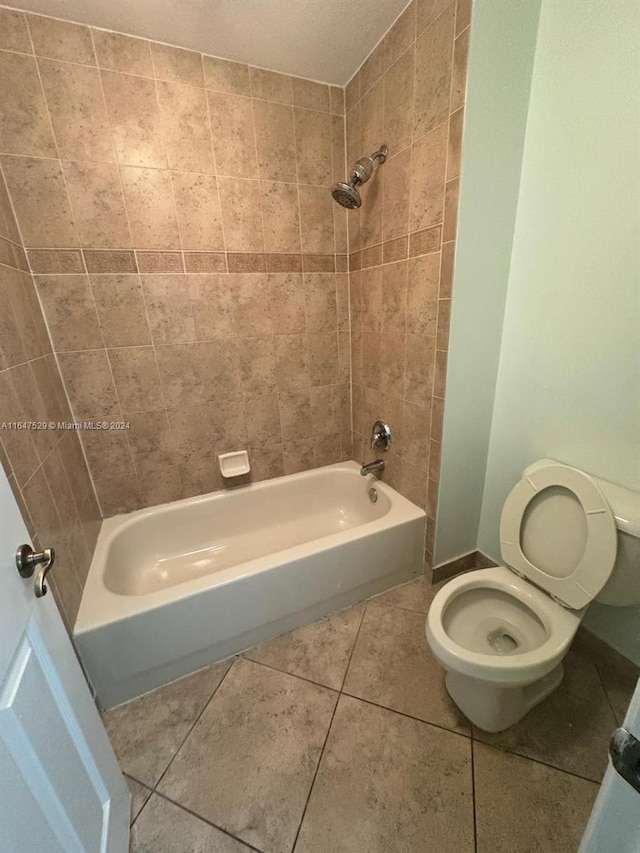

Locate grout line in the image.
[241,655,340,695]
[152,657,237,793]
[147,789,266,853]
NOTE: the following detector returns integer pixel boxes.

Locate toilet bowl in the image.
[426,459,640,733]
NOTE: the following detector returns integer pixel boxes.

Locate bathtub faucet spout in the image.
[360,459,385,477]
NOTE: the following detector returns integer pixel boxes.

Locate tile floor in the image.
[102,576,640,853]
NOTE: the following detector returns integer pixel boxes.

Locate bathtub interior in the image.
[104,466,392,596]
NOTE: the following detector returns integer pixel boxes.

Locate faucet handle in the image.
[371,420,392,451]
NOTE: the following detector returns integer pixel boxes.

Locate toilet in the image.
[426,458,640,732]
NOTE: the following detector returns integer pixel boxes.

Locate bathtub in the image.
[74,461,426,708]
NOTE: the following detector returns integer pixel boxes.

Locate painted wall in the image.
[434,0,541,564]
[476,0,640,658]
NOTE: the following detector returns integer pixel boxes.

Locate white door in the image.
[0,467,129,852]
[580,678,640,851]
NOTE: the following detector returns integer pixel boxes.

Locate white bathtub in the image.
[74,462,426,708]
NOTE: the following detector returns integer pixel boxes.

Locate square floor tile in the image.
[294,694,474,853]
[343,600,470,733]
[244,603,364,689]
[158,658,338,853]
[131,793,253,852]
[103,659,233,787]
[474,742,598,853]
[474,647,616,781]
[370,575,445,613]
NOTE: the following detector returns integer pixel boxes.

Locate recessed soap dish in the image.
[218,450,250,478]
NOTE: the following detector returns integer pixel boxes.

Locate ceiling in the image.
[10,0,410,85]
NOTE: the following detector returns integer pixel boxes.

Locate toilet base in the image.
[445,664,564,733]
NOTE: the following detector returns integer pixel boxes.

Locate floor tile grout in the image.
[241,654,341,693]
[151,788,267,853]
[150,658,237,796]
[470,733,478,853]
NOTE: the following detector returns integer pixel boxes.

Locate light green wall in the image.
[476,0,640,658]
[435,0,541,564]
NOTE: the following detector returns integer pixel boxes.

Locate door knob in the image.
[15,544,55,598]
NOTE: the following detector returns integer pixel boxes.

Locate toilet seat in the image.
[500,464,618,610]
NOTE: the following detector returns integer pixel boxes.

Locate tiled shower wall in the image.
[0,6,350,516]
[347,0,470,564]
[0,167,101,628]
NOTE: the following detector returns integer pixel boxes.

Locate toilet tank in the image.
[523,459,640,607]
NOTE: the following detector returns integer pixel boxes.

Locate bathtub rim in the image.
[75,461,425,634]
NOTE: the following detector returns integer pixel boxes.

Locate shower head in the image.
[331,181,362,209]
[331,145,388,209]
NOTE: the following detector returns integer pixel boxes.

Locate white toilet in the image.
[426,458,640,732]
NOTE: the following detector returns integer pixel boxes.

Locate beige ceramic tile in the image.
[2,156,78,247]
[39,60,114,163]
[0,52,56,157]
[360,84,384,159]
[382,2,416,72]
[575,632,640,725]
[308,331,339,386]
[103,660,232,787]
[0,8,32,53]
[310,385,341,437]
[344,600,470,733]
[383,47,415,157]
[298,186,334,253]
[57,350,120,418]
[28,15,95,64]
[157,81,214,173]
[382,148,411,240]
[409,121,447,232]
[207,92,258,179]
[417,0,451,35]
[273,334,308,391]
[92,31,153,75]
[166,403,213,466]
[292,77,330,112]
[93,472,141,516]
[451,27,470,112]
[101,71,167,169]
[414,4,454,139]
[198,339,243,402]
[260,181,301,253]
[407,251,440,336]
[35,274,102,351]
[404,333,435,405]
[203,55,250,96]
[295,694,474,853]
[125,409,175,475]
[270,272,308,334]
[237,336,277,396]
[474,646,617,781]
[278,389,312,440]
[303,273,337,332]
[80,422,134,481]
[249,67,293,104]
[252,100,296,182]
[243,393,281,447]
[158,658,337,853]
[108,346,164,412]
[141,274,195,344]
[217,177,264,252]
[171,172,224,251]
[131,794,253,852]
[188,274,235,340]
[120,166,180,249]
[232,273,273,336]
[63,161,132,248]
[329,85,345,116]
[294,108,332,185]
[245,604,364,689]
[151,42,203,87]
[447,107,464,180]
[282,437,314,474]
[474,742,598,853]
[90,274,151,347]
[443,176,459,242]
[155,343,204,408]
